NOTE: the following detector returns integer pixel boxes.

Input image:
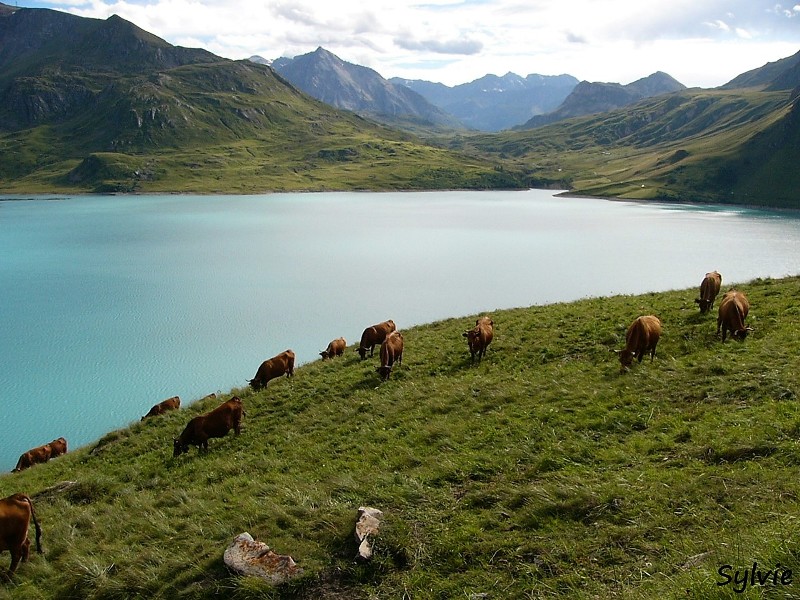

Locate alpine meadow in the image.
[2,277,800,599]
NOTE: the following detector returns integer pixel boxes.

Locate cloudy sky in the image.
[18,0,800,88]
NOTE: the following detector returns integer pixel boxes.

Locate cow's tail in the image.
[24,495,43,554]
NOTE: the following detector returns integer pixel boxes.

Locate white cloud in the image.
[705,19,731,32]
[20,0,800,87]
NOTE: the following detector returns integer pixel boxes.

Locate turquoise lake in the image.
[1,190,799,471]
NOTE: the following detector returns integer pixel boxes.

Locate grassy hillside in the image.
[1,276,799,598]
[459,89,800,208]
[0,60,522,194]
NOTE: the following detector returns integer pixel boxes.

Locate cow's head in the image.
[319,350,330,360]
[463,328,481,347]
[695,297,712,313]
[617,349,635,370]
[376,365,392,380]
[357,346,368,360]
[173,438,188,458]
[732,326,754,341]
[248,377,263,391]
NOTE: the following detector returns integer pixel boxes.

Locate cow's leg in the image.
[20,538,30,562]
[8,547,22,575]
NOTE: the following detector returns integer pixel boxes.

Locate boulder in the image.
[354,506,383,561]
[224,532,303,584]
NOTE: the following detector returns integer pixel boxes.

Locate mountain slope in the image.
[0,6,521,193]
[720,49,800,91]
[392,72,578,131]
[0,6,217,81]
[462,84,797,207]
[270,47,465,131]
[519,71,686,129]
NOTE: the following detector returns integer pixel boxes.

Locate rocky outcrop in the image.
[354,507,383,561]
[224,532,303,584]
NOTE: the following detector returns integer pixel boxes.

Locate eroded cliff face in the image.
[2,77,97,128]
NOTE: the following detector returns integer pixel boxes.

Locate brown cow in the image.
[249,350,295,390]
[0,493,42,578]
[173,396,244,457]
[357,319,396,360]
[695,271,722,314]
[141,396,181,420]
[617,315,662,370]
[376,330,404,380]
[11,444,51,473]
[463,316,494,362]
[320,337,347,360]
[717,290,753,342]
[48,437,68,459]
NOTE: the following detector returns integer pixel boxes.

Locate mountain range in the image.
[265,47,464,132]
[265,48,685,133]
[261,50,579,132]
[0,1,798,208]
[390,72,578,132]
[516,71,686,129]
[0,3,518,193]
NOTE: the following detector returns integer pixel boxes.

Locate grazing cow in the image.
[617,315,662,370]
[462,316,494,362]
[0,493,42,578]
[357,320,396,360]
[376,330,404,380]
[695,271,722,314]
[717,290,753,342]
[320,337,347,360]
[173,396,244,457]
[141,396,181,420]
[249,350,295,390]
[12,444,51,473]
[48,437,68,459]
